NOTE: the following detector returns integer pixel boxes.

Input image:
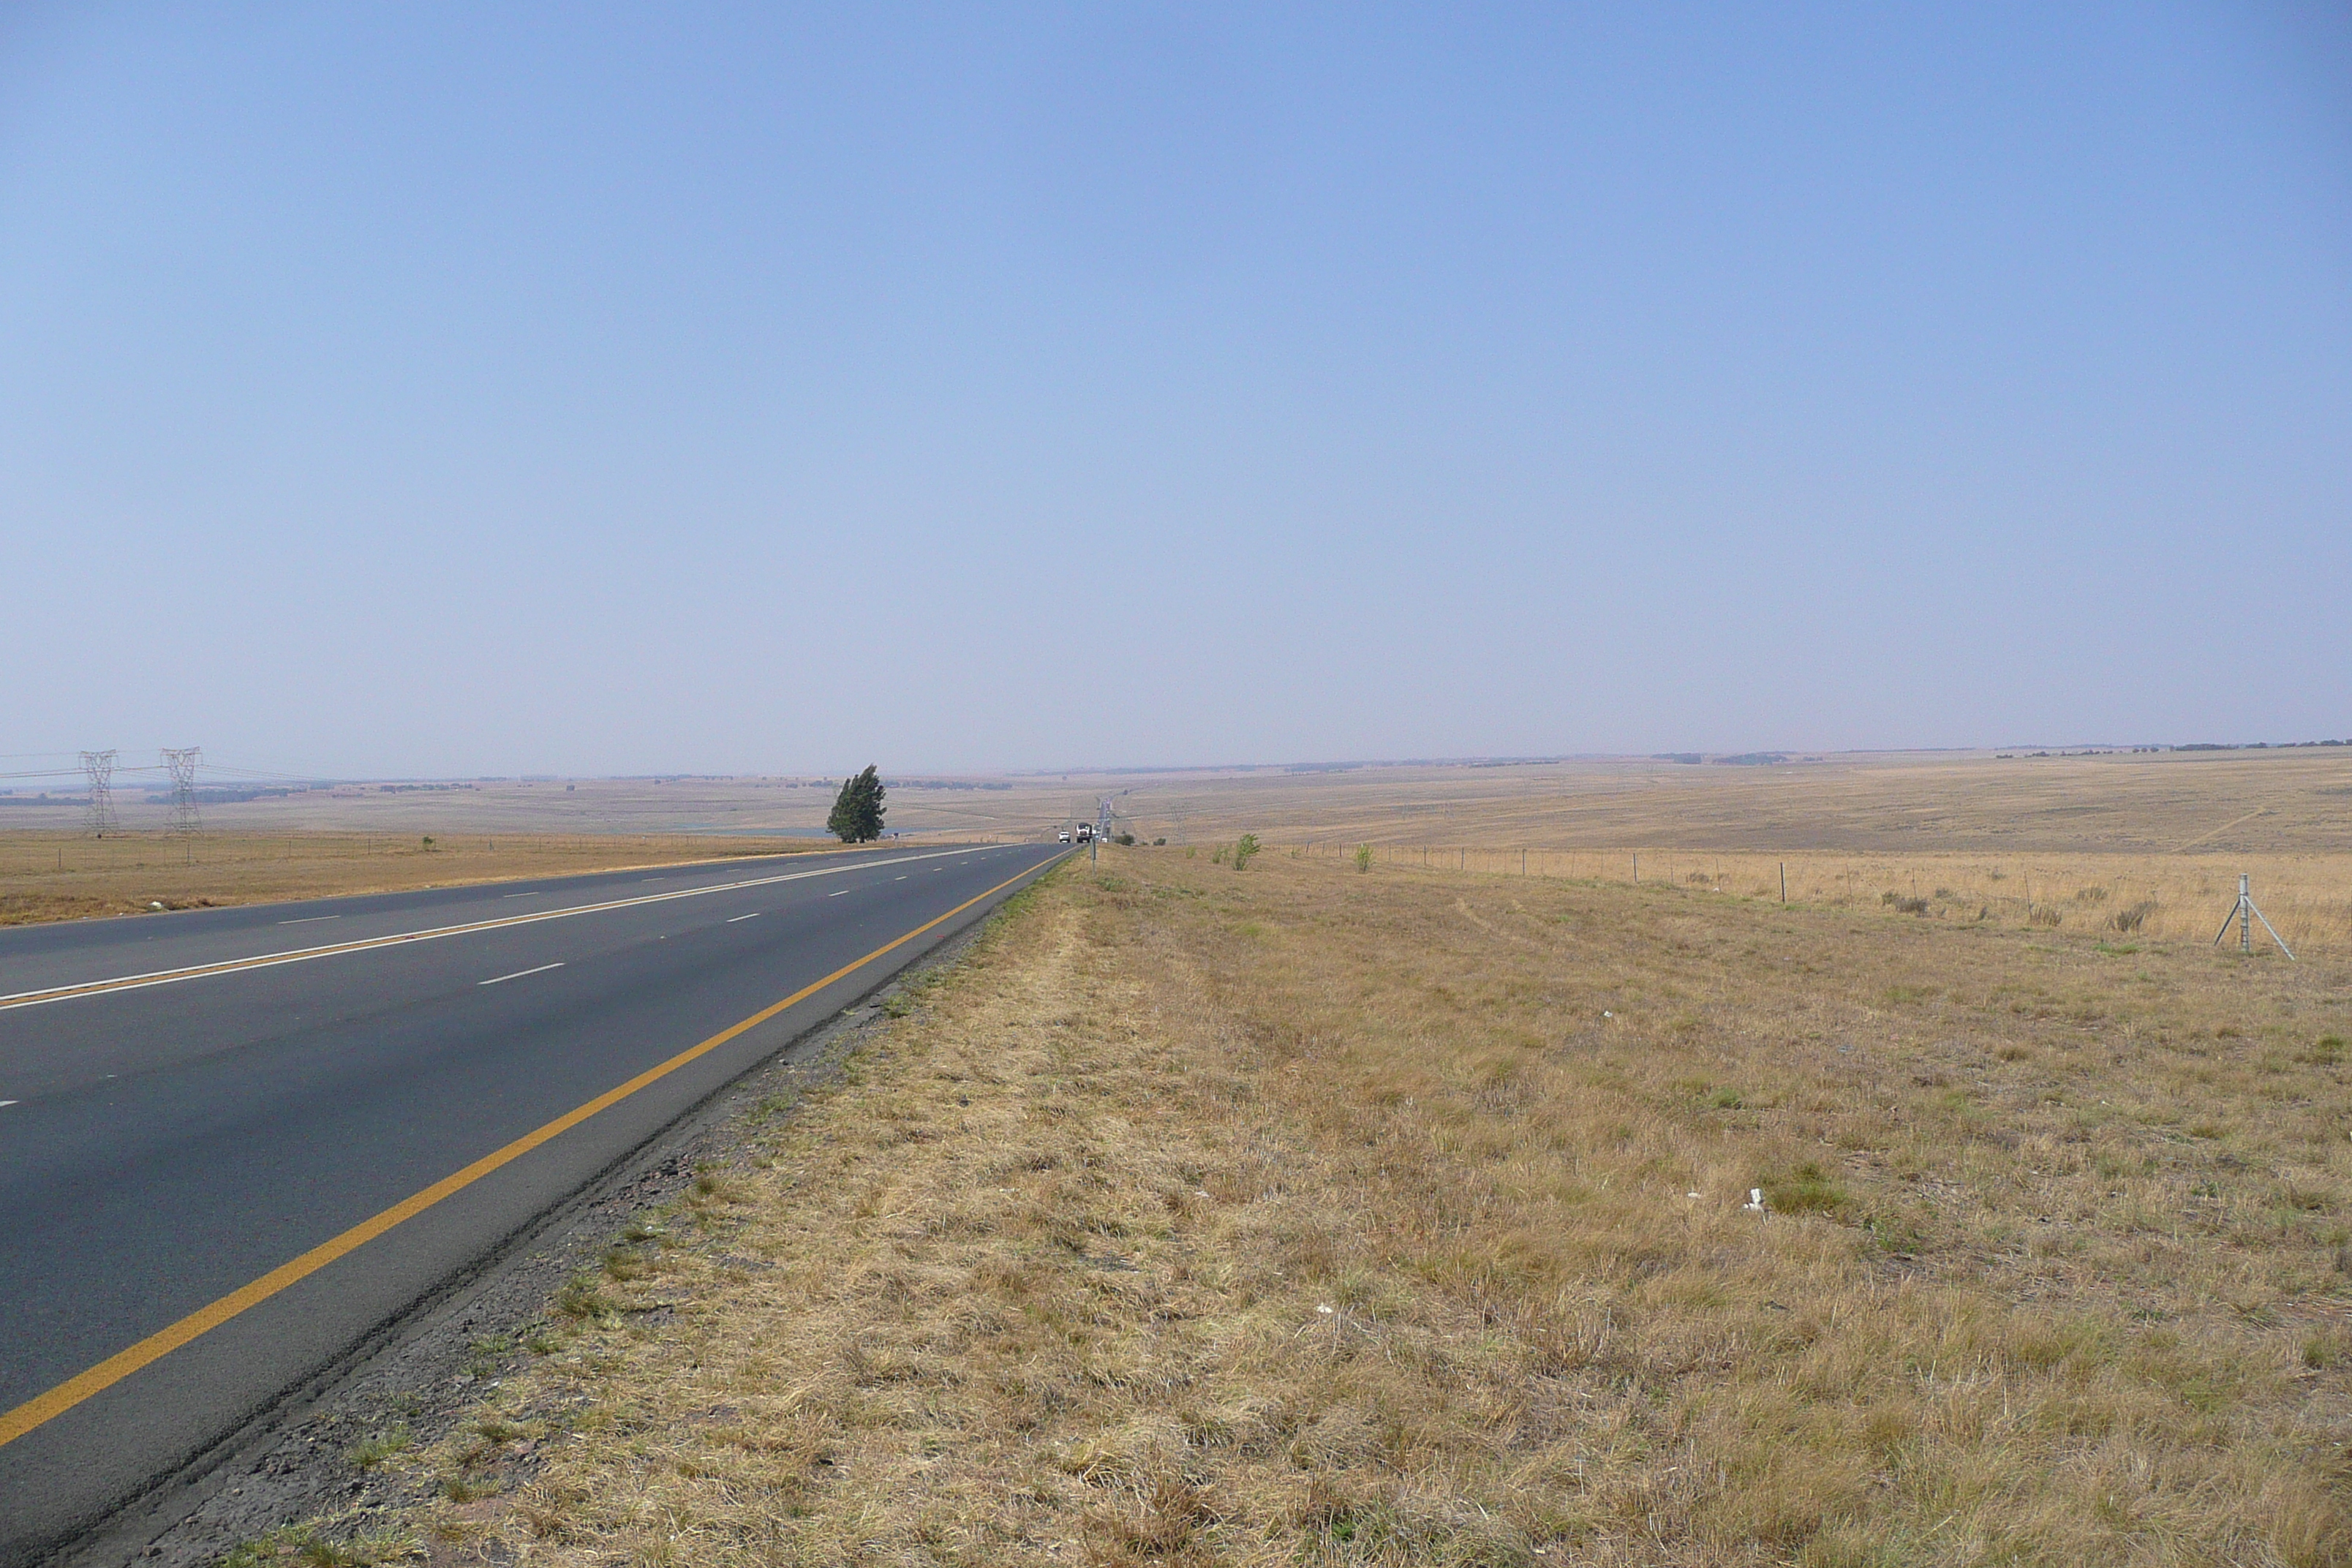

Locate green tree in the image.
[828,766,887,843]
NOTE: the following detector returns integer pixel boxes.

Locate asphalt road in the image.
[0,840,1067,1564]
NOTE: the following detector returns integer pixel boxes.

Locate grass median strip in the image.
[279,847,2352,1566]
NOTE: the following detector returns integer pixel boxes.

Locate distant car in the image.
[1076,823,1094,842]
[1056,829,1071,843]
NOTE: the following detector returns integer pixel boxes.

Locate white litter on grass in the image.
[1686,1191,1702,1199]
[1602,1010,1613,1019]
[1316,1304,1334,1315]
[1744,1188,1767,1213]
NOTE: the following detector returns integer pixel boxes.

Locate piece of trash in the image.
[148,901,164,911]
[1194,1190,1210,1199]
[1316,1304,1334,1315]
[1686,1191,1702,1199]
[1602,1010,1613,1019]
[1743,1188,1766,1213]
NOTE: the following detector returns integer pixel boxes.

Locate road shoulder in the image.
[88,895,1019,1568]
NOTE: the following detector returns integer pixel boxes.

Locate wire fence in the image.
[1281,840,2351,953]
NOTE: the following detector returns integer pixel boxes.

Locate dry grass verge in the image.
[347,848,2350,1566]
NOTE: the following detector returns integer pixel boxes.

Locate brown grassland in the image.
[11,747,2349,950]
[276,834,2352,1568]
[0,832,843,928]
[18,750,2345,1562]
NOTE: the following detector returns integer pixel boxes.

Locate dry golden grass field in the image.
[7,748,2348,946]
[0,832,845,927]
[18,749,2351,1563]
[229,827,2352,1568]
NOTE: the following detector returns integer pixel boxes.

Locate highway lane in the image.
[0,841,1066,1564]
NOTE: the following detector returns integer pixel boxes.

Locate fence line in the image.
[1274,840,2350,951]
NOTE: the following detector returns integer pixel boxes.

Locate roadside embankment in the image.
[257,844,2349,1565]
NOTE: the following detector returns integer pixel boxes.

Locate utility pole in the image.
[2214,874,2294,960]
[79,750,118,838]
[161,747,202,837]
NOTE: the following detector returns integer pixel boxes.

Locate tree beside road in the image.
[828,766,886,843]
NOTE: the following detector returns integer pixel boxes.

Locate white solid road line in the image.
[725,912,760,922]
[501,891,545,898]
[828,889,850,897]
[0,1100,16,1109]
[479,962,566,987]
[277,915,341,926]
[0,845,1007,1013]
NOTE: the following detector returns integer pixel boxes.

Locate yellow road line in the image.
[0,846,992,1013]
[0,855,1058,1450]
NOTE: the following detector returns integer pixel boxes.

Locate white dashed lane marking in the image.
[0,845,991,1014]
[478,962,566,987]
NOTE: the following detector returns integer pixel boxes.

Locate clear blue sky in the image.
[4,4,2346,777]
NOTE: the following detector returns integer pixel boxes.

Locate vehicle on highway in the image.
[1056,829,1070,843]
[1075,823,1093,843]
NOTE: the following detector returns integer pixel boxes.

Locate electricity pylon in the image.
[161,747,203,836]
[79,750,118,837]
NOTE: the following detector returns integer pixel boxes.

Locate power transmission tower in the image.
[2213,873,2294,960]
[161,747,203,836]
[79,750,119,838]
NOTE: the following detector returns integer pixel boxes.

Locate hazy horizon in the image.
[7,4,2348,780]
[13,739,2350,795]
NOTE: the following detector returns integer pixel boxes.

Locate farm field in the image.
[319,838,2352,1567]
